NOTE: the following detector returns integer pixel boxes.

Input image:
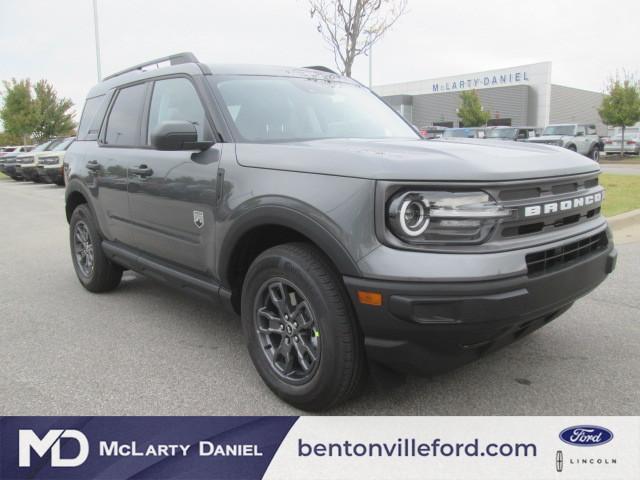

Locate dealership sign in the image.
[431,70,530,93]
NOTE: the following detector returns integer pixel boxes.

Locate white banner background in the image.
[264,417,639,480]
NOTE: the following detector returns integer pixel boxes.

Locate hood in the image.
[235,138,599,181]
[528,135,564,142]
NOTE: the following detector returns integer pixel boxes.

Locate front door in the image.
[128,76,220,276]
[575,125,590,154]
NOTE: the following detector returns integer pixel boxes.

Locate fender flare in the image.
[218,204,362,287]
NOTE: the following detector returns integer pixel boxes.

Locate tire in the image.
[590,146,600,162]
[567,144,577,152]
[241,242,366,411]
[69,204,122,292]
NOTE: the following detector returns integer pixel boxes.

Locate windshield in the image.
[210,75,418,142]
[31,142,51,152]
[486,128,517,138]
[443,129,474,138]
[543,125,576,136]
[52,138,74,151]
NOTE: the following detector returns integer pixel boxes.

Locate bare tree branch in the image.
[309,0,408,77]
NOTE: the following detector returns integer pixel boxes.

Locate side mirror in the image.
[150,121,213,151]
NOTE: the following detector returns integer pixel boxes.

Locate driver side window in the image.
[147,77,210,144]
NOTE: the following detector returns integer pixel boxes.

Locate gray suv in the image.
[65,53,616,410]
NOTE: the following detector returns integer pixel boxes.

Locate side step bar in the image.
[102,240,232,306]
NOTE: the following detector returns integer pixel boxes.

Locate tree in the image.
[31,80,75,142]
[0,79,36,144]
[0,131,23,146]
[598,74,640,156]
[309,0,408,77]
[457,90,491,127]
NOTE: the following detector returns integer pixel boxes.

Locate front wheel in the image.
[567,144,577,152]
[241,243,366,411]
[590,146,600,162]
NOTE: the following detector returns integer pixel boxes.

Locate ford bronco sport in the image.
[65,53,616,410]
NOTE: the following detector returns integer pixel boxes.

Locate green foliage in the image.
[0,78,75,143]
[457,90,491,127]
[0,79,35,142]
[31,80,75,141]
[598,77,640,129]
[0,130,23,145]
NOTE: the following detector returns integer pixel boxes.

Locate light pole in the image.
[92,0,102,81]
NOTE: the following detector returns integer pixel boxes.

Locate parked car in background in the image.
[485,126,538,141]
[603,132,640,156]
[419,126,448,139]
[36,137,75,185]
[14,138,65,181]
[527,124,601,161]
[0,146,34,174]
[16,138,64,182]
[442,127,485,139]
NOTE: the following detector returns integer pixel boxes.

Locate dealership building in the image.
[375,62,607,134]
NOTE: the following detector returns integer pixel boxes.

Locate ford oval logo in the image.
[559,425,613,447]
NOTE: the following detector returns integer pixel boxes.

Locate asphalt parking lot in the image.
[1,178,638,415]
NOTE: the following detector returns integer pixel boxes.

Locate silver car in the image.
[603,133,640,155]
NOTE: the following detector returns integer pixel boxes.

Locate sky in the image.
[1,0,639,122]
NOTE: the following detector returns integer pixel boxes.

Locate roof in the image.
[86,54,353,99]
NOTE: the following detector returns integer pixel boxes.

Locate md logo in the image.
[18,429,89,467]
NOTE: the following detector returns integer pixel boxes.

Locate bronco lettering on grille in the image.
[523,192,603,217]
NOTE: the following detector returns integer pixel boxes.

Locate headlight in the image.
[387,191,513,245]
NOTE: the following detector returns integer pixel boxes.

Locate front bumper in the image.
[344,232,616,375]
[3,164,20,178]
[37,165,64,183]
[20,165,39,181]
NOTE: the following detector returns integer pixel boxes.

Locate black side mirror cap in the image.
[150,121,214,151]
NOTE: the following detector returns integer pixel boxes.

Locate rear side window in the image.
[104,83,147,146]
[78,95,105,141]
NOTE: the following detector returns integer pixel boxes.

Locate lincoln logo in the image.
[523,192,603,217]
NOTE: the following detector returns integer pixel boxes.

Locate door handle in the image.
[86,160,101,171]
[130,165,154,177]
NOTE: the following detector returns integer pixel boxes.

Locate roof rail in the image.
[303,65,338,75]
[103,52,200,81]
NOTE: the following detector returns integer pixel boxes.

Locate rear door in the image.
[93,82,149,246]
[127,75,221,276]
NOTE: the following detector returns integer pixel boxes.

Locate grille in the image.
[526,232,608,276]
[495,175,602,240]
[17,156,34,164]
[40,156,60,165]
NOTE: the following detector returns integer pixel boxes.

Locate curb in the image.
[607,208,640,231]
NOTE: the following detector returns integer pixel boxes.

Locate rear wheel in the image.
[69,204,122,292]
[241,243,366,411]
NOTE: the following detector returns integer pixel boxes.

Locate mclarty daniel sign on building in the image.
[431,70,531,93]
[374,62,551,97]
[374,62,553,128]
